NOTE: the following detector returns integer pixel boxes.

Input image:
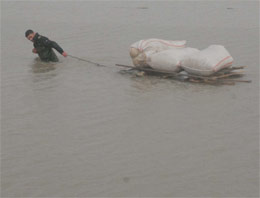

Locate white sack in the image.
[130,38,186,67]
[147,48,200,72]
[181,45,233,76]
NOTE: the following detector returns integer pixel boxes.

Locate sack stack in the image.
[129,39,233,76]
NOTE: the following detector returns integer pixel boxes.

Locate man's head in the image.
[25,29,35,42]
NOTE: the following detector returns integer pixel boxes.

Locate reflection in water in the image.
[30,58,59,83]
[118,68,208,92]
[30,57,57,73]
[118,69,164,91]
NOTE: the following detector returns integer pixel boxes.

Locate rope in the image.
[68,54,109,67]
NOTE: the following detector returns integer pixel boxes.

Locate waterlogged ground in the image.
[1,1,259,197]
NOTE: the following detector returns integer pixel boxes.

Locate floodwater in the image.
[1,1,259,197]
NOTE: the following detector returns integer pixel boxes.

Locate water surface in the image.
[1,1,259,197]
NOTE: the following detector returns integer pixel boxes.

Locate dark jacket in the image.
[33,33,64,62]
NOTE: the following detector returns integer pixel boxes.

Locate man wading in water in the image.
[25,29,68,62]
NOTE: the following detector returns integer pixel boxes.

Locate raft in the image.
[115,64,251,85]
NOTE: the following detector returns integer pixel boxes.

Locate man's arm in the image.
[41,37,67,57]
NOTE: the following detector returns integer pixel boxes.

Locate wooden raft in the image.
[115,64,251,85]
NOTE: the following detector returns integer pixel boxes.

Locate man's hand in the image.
[32,48,37,54]
[62,52,68,57]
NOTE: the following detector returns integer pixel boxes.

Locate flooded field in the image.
[1,1,259,197]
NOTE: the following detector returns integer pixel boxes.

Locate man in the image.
[25,29,68,62]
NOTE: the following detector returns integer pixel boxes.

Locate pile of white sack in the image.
[129,38,233,76]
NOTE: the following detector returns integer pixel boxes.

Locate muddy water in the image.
[1,1,259,197]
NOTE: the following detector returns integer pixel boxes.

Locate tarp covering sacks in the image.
[147,48,200,72]
[130,39,186,67]
[181,45,234,76]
